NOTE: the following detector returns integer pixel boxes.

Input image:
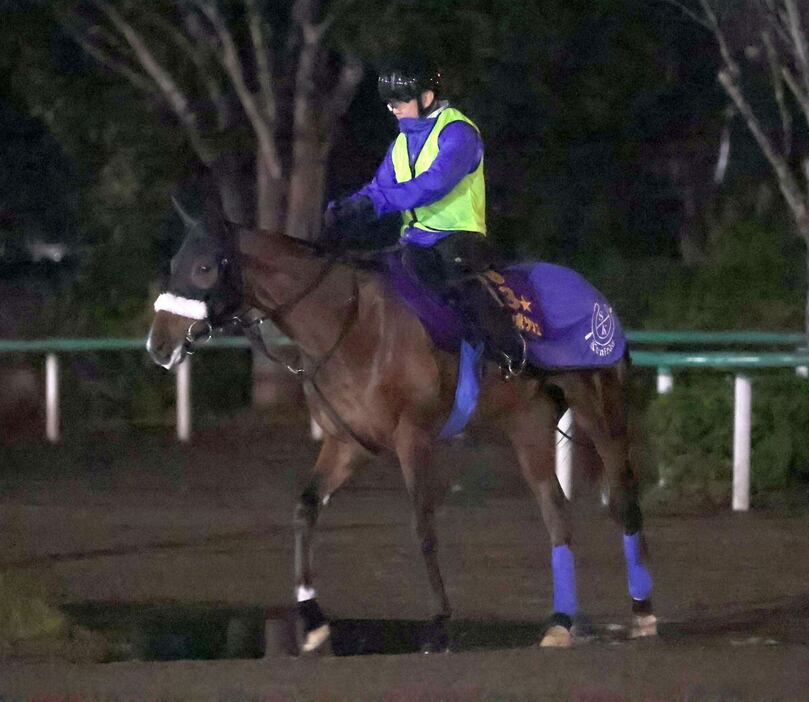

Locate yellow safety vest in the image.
[391,107,486,235]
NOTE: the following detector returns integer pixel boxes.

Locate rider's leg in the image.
[403,234,525,377]
[434,233,525,376]
[451,277,526,376]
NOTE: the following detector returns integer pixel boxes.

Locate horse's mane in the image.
[232,220,396,274]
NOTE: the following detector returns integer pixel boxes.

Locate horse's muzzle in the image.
[146,311,193,369]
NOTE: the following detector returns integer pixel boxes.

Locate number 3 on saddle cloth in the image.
[384,254,627,439]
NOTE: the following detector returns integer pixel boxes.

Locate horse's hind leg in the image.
[294,435,366,654]
[394,421,451,652]
[507,394,577,648]
[559,367,656,639]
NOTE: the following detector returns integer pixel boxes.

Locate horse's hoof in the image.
[420,641,450,654]
[539,624,573,648]
[300,623,331,654]
[420,616,450,653]
[629,614,657,639]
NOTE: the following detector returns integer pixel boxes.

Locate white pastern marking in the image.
[297,585,317,602]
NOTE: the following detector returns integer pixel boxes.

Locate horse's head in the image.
[146,198,241,369]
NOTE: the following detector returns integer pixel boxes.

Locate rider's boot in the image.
[452,278,526,380]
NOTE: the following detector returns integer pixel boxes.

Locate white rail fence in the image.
[2,334,808,513]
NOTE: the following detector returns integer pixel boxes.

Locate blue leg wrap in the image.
[623,532,653,601]
[551,544,578,617]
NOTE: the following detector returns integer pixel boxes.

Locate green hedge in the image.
[644,372,809,506]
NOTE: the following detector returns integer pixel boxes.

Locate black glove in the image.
[323,195,376,232]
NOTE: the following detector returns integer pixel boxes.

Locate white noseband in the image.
[153,293,208,320]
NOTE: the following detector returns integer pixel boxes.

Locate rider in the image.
[324,58,525,379]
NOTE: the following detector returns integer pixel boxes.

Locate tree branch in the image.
[291,0,322,137]
[194,0,282,180]
[324,53,363,134]
[699,0,742,77]
[719,67,807,223]
[762,29,793,155]
[244,0,277,124]
[89,0,214,163]
[784,0,809,105]
[781,64,809,132]
[178,7,232,131]
[140,7,228,130]
[62,18,153,93]
[660,0,714,31]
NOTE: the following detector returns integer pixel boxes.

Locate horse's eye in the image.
[199,265,211,274]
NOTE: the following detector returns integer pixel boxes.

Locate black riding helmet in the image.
[377,58,442,115]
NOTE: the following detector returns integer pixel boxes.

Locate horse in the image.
[146,198,657,653]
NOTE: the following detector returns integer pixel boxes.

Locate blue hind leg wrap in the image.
[551,544,578,617]
[623,532,653,601]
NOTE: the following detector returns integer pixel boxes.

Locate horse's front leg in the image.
[294,435,365,654]
[507,397,577,648]
[395,422,451,652]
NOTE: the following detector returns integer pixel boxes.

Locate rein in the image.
[238,271,380,454]
[263,252,340,320]
[239,271,359,382]
[173,228,382,454]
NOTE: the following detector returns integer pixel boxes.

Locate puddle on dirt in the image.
[64,603,270,661]
[63,602,548,660]
[63,603,795,661]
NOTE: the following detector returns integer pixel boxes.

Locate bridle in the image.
[184,319,213,352]
[235,258,360,381]
[176,247,357,378]
[161,233,378,453]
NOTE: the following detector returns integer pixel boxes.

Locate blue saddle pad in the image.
[386,256,626,370]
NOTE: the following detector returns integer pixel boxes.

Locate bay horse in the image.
[146,199,656,653]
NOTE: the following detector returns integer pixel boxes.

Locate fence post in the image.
[45,353,60,443]
[657,366,673,394]
[732,374,752,511]
[555,409,574,500]
[177,358,192,442]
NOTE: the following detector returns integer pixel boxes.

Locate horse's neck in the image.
[236,229,361,356]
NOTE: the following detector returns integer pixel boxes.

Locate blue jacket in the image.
[356,105,484,247]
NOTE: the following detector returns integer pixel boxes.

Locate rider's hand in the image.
[326,195,375,230]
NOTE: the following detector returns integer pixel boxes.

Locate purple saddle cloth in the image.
[386,256,625,370]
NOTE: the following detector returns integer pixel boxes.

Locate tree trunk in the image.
[256,153,285,231]
[805,251,809,343]
[251,154,305,409]
[677,183,706,266]
[210,152,251,223]
[801,223,809,343]
[285,134,329,241]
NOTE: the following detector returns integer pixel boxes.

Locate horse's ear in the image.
[171,196,199,230]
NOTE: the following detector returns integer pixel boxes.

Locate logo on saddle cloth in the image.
[483,271,542,338]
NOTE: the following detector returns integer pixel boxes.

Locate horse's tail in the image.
[617,344,632,385]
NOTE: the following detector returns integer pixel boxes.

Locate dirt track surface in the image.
[2,413,809,701]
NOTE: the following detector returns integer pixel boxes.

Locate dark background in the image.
[0,0,805,338]
[0,1,806,525]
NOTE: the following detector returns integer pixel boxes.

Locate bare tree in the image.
[62,0,364,239]
[61,0,366,405]
[668,0,809,338]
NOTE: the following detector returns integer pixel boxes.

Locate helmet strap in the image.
[418,92,437,117]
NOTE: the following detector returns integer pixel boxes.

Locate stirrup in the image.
[499,335,527,381]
